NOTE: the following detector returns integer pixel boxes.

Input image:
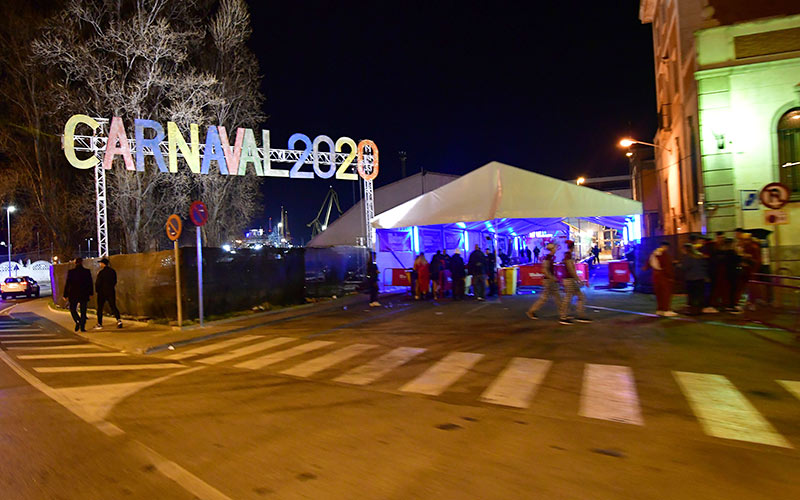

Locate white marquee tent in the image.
[371,161,642,234]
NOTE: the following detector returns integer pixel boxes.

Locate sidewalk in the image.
[7,292,395,355]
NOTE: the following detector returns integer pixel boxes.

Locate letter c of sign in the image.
[64,114,101,169]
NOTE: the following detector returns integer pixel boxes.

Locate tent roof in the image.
[308,171,458,247]
[371,162,642,230]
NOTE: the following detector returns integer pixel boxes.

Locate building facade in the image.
[639,0,800,256]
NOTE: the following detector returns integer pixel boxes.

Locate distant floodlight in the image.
[626,151,633,157]
[222,244,231,252]
[576,177,586,185]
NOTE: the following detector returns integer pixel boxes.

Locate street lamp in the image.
[619,138,672,153]
[6,205,16,277]
[86,237,93,256]
[576,177,586,186]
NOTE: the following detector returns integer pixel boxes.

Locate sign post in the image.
[165,214,183,328]
[759,182,790,271]
[190,201,209,327]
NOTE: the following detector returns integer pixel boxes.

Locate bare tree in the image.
[31,0,264,253]
[0,1,92,259]
[196,0,265,246]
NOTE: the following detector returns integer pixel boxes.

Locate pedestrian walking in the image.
[63,257,93,332]
[468,244,486,300]
[94,257,123,329]
[559,240,591,324]
[527,243,562,320]
[532,246,540,263]
[448,249,466,300]
[645,241,677,317]
[678,243,705,315]
[367,252,380,307]
[413,253,430,300]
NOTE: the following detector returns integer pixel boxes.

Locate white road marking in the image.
[0,333,56,338]
[674,371,792,448]
[1,338,78,344]
[334,347,426,385]
[777,380,800,401]
[400,352,484,396]
[281,343,377,378]
[34,363,182,373]
[6,344,96,351]
[0,349,230,500]
[17,352,129,360]
[580,364,644,425]
[164,335,261,360]
[480,358,552,408]
[197,337,295,365]
[0,328,41,332]
[235,340,334,370]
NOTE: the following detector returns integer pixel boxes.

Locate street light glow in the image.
[576,177,586,185]
[619,139,635,147]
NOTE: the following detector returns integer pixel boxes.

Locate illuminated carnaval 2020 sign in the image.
[63,114,379,181]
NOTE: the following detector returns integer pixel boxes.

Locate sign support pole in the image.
[196,226,204,327]
[174,240,182,328]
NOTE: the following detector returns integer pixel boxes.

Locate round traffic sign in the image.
[190,201,209,226]
[759,182,790,209]
[166,214,182,241]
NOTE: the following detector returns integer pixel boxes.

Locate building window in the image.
[778,108,800,195]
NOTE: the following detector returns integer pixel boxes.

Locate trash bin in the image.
[499,267,518,295]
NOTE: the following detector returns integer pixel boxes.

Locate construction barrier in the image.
[608,260,631,286]
[385,268,412,286]
[498,267,518,295]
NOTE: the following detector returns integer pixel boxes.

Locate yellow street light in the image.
[618,138,672,153]
[576,177,586,186]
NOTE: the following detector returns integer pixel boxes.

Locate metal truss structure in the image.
[69,120,377,256]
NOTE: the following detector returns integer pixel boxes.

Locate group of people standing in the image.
[646,229,763,317]
[525,240,592,325]
[412,245,499,301]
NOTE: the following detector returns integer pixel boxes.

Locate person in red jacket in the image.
[645,241,677,317]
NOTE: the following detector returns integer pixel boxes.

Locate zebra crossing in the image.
[156,333,800,449]
[0,317,184,374]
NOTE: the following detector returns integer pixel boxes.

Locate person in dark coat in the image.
[467,244,486,300]
[448,249,466,300]
[63,257,93,332]
[678,243,706,315]
[367,252,380,307]
[429,250,444,299]
[94,257,122,329]
[485,248,497,296]
[532,246,539,263]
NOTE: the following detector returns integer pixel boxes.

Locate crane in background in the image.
[308,187,343,238]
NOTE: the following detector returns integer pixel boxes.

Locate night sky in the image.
[248,1,656,242]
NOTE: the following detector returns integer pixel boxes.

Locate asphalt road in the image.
[1,291,799,499]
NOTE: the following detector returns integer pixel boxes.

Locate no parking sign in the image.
[190,201,209,226]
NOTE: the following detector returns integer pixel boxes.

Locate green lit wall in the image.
[696,15,800,247]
